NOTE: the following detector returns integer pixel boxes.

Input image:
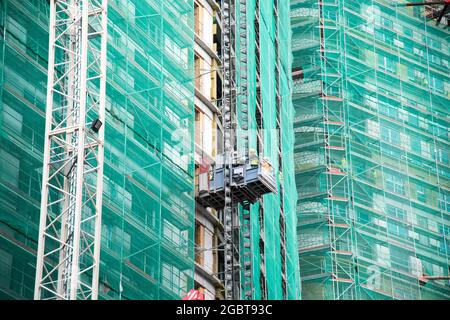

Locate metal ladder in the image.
[273,0,288,299]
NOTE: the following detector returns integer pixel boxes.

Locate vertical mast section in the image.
[35,0,108,300]
[221,0,235,300]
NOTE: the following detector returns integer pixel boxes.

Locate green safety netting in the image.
[292,0,449,300]
[0,0,195,300]
[235,0,301,300]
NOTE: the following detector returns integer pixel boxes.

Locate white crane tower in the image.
[34,0,108,300]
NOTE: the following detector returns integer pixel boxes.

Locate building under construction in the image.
[0,0,448,301]
[0,0,300,300]
[292,0,450,299]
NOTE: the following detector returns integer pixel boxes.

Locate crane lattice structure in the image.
[221,0,236,301]
[34,0,108,300]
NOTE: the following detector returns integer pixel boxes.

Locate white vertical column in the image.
[35,0,108,300]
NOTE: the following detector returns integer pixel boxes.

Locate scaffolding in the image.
[220,0,236,300]
[0,0,195,300]
[292,0,450,299]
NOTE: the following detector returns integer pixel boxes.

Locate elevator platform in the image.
[196,156,278,210]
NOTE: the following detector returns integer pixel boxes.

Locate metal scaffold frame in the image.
[34,0,108,300]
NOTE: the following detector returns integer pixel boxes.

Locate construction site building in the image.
[192,0,224,300]
[0,0,301,300]
[291,0,450,299]
[0,0,196,299]
[192,0,301,300]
